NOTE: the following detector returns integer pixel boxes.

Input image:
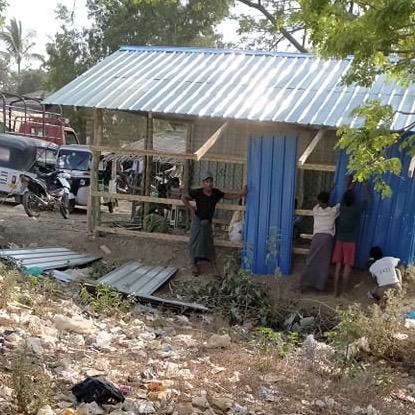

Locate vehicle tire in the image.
[22,191,41,218]
[69,199,76,214]
[60,194,70,219]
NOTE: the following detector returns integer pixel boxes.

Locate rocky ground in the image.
[1,200,415,415]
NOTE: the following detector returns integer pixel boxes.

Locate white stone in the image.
[204,334,231,349]
[36,405,54,415]
[26,337,44,355]
[77,402,105,415]
[52,314,95,334]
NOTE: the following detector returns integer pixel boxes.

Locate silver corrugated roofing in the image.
[94,261,208,312]
[44,46,415,130]
[0,247,101,270]
[95,261,177,295]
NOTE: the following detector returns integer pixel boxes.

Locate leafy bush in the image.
[10,347,52,415]
[79,284,132,316]
[176,268,280,327]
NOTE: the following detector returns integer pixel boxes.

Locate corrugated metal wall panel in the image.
[244,134,297,275]
[334,148,415,267]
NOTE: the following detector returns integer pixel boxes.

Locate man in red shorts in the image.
[332,181,370,296]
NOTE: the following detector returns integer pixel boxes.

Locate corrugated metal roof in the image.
[44,46,415,130]
[0,247,101,270]
[95,261,177,295]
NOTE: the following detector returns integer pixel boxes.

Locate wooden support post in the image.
[194,122,228,160]
[88,108,103,235]
[298,129,325,166]
[143,112,154,216]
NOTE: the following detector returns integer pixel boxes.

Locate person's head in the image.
[317,191,330,207]
[202,171,214,190]
[342,189,356,207]
[370,246,384,261]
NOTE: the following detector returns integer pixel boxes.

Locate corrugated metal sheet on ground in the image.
[44,46,415,130]
[94,262,208,312]
[95,261,177,295]
[0,247,101,270]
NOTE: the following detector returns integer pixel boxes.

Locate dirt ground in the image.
[2,198,415,415]
[0,197,399,312]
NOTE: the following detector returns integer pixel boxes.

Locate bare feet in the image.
[191,263,200,276]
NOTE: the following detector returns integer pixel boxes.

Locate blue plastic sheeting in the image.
[334,147,415,267]
[243,134,297,275]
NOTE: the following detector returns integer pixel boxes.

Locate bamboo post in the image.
[87,108,103,235]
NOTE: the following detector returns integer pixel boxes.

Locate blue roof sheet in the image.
[44,46,415,130]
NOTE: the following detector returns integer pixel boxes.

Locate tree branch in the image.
[236,0,309,53]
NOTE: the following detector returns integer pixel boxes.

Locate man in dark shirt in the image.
[182,171,247,276]
[332,179,370,296]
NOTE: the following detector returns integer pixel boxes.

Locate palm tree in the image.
[0,18,43,75]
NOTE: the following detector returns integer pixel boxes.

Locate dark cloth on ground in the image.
[188,188,224,221]
[189,216,215,263]
[300,233,333,292]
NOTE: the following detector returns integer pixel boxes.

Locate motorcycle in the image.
[19,171,72,219]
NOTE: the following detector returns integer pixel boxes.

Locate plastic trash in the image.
[71,377,125,405]
[23,266,44,277]
[405,310,415,319]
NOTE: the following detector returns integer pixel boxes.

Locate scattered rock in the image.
[204,334,231,349]
[53,314,95,334]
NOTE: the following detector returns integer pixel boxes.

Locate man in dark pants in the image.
[181,171,247,276]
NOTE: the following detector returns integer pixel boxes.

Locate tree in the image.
[232,0,308,52]
[46,0,231,90]
[293,0,415,196]
[0,18,43,75]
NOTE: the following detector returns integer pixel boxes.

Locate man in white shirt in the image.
[368,246,402,304]
[300,191,340,292]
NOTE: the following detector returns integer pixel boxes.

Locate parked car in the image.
[0,133,58,202]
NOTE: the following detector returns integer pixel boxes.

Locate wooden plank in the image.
[295,209,314,217]
[96,225,308,254]
[88,109,103,234]
[194,122,229,160]
[297,163,335,172]
[91,191,246,211]
[95,225,243,248]
[293,247,308,255]
[298,129,325,165]
[91,145,246,164]
[408,156,415,178]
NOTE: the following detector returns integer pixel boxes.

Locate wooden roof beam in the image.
[298,129,325,166]
[194,121,229,161]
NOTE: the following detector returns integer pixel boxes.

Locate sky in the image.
[4,0,89,56]
[4,0,240,59]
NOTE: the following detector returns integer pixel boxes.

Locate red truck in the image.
[0,92,79,146]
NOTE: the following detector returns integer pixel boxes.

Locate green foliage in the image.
[297,0,415,85]
[88,262,115,280]
[46,0,230,92]
[0,268,17,308]
[336,100,401,198]
[79,284,132,316]
[10,347,52,415]
[249,326,300,370]
[326,292,404,361]
[176,265,279,327]
[0,18,44,75]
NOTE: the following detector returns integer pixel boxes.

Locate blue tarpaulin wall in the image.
[333,147,415,267]
[243,134,297,275]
